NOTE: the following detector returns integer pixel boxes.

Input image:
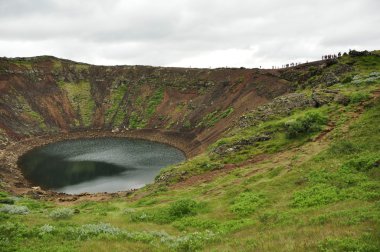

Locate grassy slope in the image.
[1,55,380,252]
[58,81,95,127]
[104,83,129,126]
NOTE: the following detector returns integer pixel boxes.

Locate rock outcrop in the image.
[238,93,315,128]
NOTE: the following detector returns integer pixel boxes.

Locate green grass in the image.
[156,154,222,184]
[196,107,234,128]
[146,87,164,117]
[10,59,34,70]
[349,91,371,103]
[128,111,147,129]
[58,81,95,127]
[52,60,62,71]
[230,191,266,217]
[105,84,129,126]
[128,88,164,129]
[75,64,90,71]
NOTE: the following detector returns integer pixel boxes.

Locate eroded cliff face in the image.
[0,56,294,150]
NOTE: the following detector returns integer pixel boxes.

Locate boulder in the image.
[319,72,339,87]
[212,133,272,156]
[312,90,336,106]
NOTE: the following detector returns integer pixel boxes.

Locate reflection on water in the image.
[19,138,185,194]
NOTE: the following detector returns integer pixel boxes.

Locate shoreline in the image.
[0,129,201,200]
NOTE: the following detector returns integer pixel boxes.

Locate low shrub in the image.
[130,199,201,224]
[342,154,379,172]
[68,222,219,251]
[291,184,343,208]
[168,199,198,218]
[0,205,29,215]
[284,111,327,138]
[284,119,304,138]
[49,208,74,220]
[356,182,380,200]
[169,230,219,252]
[230,192,266,216]
[77,223,121,239]
[350,92,370,103]
[307,168,367,189]
[39,224,55,235]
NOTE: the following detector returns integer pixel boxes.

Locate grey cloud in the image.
[0,0,378,68]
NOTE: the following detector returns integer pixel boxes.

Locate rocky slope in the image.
[0,56,297,151]
[0,54,360,152]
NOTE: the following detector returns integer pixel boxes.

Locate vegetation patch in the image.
[291,184,343,208]
[105,84,129,126]
[58,81,95,127]
[129,199,202,224]
[49,208,74,220]
[230,191,266,216]
[128,88,164,129]
[349,91,371,103]
[197,107,234,128]
[0,205,29,215]
[284,111,328,138]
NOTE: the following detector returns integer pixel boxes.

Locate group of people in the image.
[270,51,346,70]
[271,62,305,69]
[322,52,342,60]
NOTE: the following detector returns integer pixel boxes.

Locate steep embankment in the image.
[0,56,291,151]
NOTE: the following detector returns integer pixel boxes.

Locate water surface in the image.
[19,138,185,194]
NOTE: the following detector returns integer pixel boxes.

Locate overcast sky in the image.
[0,0,379,68]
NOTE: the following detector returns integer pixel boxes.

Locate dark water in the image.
[19,138,185,194]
